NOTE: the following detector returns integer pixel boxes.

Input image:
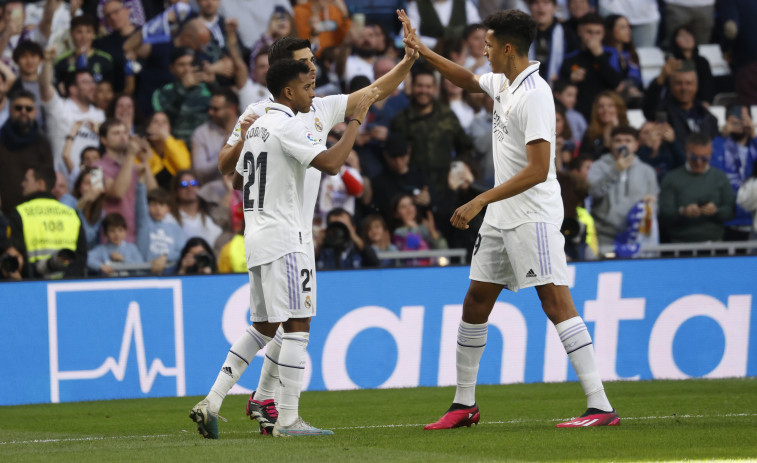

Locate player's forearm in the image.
[420,47,481,94]
[311,120,360,175]
[374,55,414,100]
[477,165,546,207]
[218,142,243,175]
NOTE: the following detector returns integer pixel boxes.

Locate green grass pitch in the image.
[2,378,756,462]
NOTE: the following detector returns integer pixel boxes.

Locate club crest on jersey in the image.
[304,296,312,308]
[314,117,324,131]
[306,132,318,145]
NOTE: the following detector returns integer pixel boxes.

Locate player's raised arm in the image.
[398,9,483,94]
[311,88,380,175]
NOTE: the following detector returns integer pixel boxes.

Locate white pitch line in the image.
[1,413,755,445]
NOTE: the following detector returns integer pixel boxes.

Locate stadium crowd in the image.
[0,0,756,281]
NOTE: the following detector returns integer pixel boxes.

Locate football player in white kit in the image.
[214,38,418,435]
[189,59,380,438]
[399,9,619,429]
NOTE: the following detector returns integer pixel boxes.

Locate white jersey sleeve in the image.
[521,88,555,144]
[477,72,499,99]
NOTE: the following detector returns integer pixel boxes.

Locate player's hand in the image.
[353,86,380,122]
[451,197,485,230]
[398,9,422,55]
[240,113,259,137]
[700,202,718,216]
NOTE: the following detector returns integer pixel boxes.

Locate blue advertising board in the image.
[0,257,755,405]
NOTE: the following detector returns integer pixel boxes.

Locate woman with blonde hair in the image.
[580,90,629,159]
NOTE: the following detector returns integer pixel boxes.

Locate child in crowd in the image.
[391,193,447,266]
[136,184,186,275]
[361,214,398,267]
[554,79,587,143]
[87,212,144,276]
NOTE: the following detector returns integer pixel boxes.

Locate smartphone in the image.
[728,105,744,120]
[655,110,668,124]
[90,167,104,190]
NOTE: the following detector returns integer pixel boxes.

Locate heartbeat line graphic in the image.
[48,279,186,403]
[57,302,178,392]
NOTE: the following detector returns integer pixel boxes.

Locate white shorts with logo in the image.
[248,251,316,323]
[470,221,570,292]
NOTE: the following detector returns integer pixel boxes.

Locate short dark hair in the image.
[103,212,127,231]
[326,207,352,224]
[265,59,310,98]
[211,87,239,109]
[568,153,593,172]
[268,37,312,65]
[71,13,97,31]
[147,187,171,205]
[553,79,576,95]
[527,0,556,5]
[686,132,711,147]
[483,10,537,56]
[12,40,43,63]
[610,125,639,139]
[169,46,195,64]
[64,69,93,93]
[348,75,370,93]
[412,62,436,83]
[10,89,36,104]
[463,23,485,40]
[29,166,56,193]
[98,118,126,138]
[578,12,604,27]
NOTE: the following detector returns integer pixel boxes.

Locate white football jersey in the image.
[228,95,348,240]
[235,103,325,267]
[478,61,564,230]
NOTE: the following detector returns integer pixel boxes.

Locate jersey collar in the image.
[264,102,295,117]
[508,61,541,94]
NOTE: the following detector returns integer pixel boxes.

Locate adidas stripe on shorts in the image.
[469,221,570,292]
[248,251,316,323]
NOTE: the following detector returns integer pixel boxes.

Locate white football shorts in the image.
[248,251,316,323]
[469,221,570,292]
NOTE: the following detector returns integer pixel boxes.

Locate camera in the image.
[194,252,213,269]
[34,249,76,277]
[1,254,20,274]
[323,221,351,252]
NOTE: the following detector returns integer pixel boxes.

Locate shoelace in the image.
[264,402,279,420]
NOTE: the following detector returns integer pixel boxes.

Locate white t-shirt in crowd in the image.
[477,61,563,230]
[44,93,105,175]
[235,102,325,267]
[228,94,349,238]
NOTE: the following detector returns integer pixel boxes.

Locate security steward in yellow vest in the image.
[6,167,87,279]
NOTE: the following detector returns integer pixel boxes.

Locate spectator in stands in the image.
[468,94,494,187]
[669,25,714,105]
[737,167,757,240]
[719,0,757,105]
[87,211,143,275]
[636,120,685,184]
[175,236,217,275]
[580,90,628,159]
[643,60,719,147]
[96,118,150,243]
[440,77,477,133]
[218,0,292,50]
[94,80,114,112]
[361,213,398,267]
[142,111,191,190]
[602,14,643,107]
[63,122,102,188]
[0,90,54,216]
[319,149,364,224]
[293,0,352,58]
[54,14,114,89]
[342,22,385,84]
[391,192,448,265]
[0,60,14,128]
[435,157,486,262]
[711,105,757,241]
[248,6,295,79]
[195,0,239,75]
[94,0,139,93]
[41,47,105,176]
[370,132,431,219]
[554,79,587,143]
[559,13,623,121]
[196,172,239,254]
[238,48,272,109]
[588,125,659,249]
[0,240,23,281]
[463,23,489,75]
[659,133,734,243]
[317,207,380,269]
[9,41,45,130]
[152,47,214,145]
[555,101,576,167]
[107,93,143,135]
[169,170,223,249]
[8,166,87,279]
[390,65,472,196]
[136,184,185,275]
[563,0,593,38]
[528,0,579,83]
[192,88,238,185]
[598,0,659,48]
[663,0,714,47]
[53,171,77,208]
[71,166,105,250]
[405,0,481,50]
[96,0,145,32]
[560,154,597,261]
[0,1,49,69]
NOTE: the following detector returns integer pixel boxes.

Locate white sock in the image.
[277,332,309,427]
[452,321,488,406]
[207,326,271,414]
[555,316,613,412]
[254,326,283,402]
